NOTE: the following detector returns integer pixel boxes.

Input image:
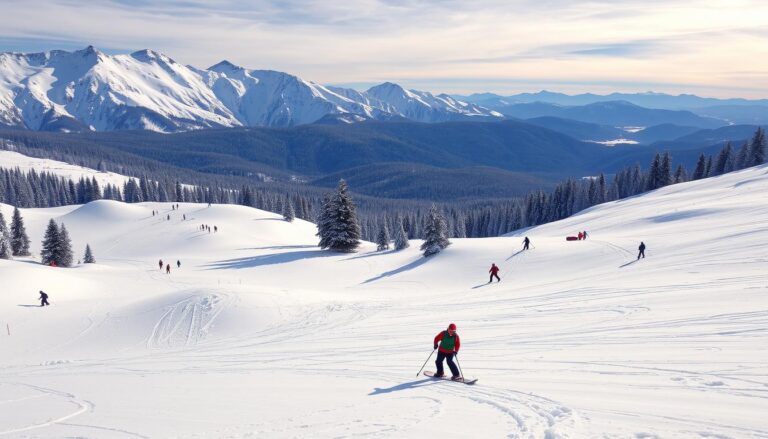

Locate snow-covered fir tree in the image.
[317,180,361,252]
[376,221,390,251]
[11,207,29,256]
[0,212,11,259]
[749,127,766,166]
[394,216,410,250]
[714,143,733,176]
[420,204,451,257]
[692,154,707,180]
[57,224,74,267]
[83,244,95,263]
[282,197,295,222]
[40,219,60,265]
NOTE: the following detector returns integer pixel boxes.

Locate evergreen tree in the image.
[282,197,295,222]
[673,164,688,183]
[317,180,361,252]
[748,127,766,166]
[735,142,750,170]
[704,156,713,177]
[0,212,11,259]
[376,221,390,251]
[394,216,410,250]
[646,153,662,190]
[420,204,451,257]
[10,206,30,256]
[692,154,707,180]
[40,219,60,265]
[83,244,95,263]
[714,142,733,175]
[660,153,672,187]
[57,223,74,267]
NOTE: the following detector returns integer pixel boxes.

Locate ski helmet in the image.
[448,323,457,331]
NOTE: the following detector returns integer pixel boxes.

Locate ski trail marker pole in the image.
[417,349,436,377]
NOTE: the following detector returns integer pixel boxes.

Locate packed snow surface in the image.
[1,165,767,437]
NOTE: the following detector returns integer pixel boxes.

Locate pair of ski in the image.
[423,371,477,385]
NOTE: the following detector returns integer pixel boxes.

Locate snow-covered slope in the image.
[0,150,132,187]
[1,165,767,437]
[0,47,501,132]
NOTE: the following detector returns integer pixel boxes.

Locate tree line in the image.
[1,128,765,248]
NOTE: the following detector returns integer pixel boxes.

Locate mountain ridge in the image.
[0,46,501,132]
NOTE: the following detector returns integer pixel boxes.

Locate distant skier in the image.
[166,264,171,274]
[637,242,646,260]
[578,231,583,240]
[488,263,500,283]
[214,226,218,233]
[433,323,461,380]
[523,236,531,250]
[176,260,181,268]
[158,259,163,270]
[183,214,186,221]
[39,290,49,307]
[167,214,170,221]
[583,230,588,240]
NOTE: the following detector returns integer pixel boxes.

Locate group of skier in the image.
[158,258,181,274]
[200,224,217,233]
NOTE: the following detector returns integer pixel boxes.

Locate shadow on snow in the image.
[368,378,439,395]
[205,250,336,269]
[361,257,430,284]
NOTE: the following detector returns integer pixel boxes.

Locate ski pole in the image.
[417,349,436,377]
[454,352,464,378]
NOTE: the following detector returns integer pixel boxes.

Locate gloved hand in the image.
[433,344,438,350]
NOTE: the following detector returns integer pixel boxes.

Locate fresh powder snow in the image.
[0,165,767,437]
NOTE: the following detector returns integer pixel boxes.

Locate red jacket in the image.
[489,265,499,274]
[434,331,460,354]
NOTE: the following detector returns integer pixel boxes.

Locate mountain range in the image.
[0,46,501,132]
[460,91,768,125]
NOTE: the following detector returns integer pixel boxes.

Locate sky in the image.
[2,0,768,98]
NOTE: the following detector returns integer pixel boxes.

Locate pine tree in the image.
[692,154,707,180]
[673,164,688,183]
[41,219,60,265]
[714,142,733,175]
[704,156,713,177]
[57,223,74,267]
[83,244,95,263]
[420,204,451,257]
[749,127,766,166]
[735,142,750,170]
[646,153,662,190]
[394,216,410,250]
[317,180,361,252]
[282,197,295,222]
[660,153,672,187]
[0,212,11,259]
[376,221,390,251]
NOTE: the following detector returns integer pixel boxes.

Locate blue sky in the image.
[3,0,768,98]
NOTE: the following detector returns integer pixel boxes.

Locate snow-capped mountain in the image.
[0,46,501,132]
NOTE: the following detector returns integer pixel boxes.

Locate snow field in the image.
[1,165,767,437]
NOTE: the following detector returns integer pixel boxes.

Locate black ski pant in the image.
[637,250,645,259]
[489,273,500,282]
[523,243,529,250]
[40,298,49,306]
[436,351,460,377]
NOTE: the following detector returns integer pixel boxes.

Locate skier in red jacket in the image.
[433,323,461,380]
[489,263,500,283]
